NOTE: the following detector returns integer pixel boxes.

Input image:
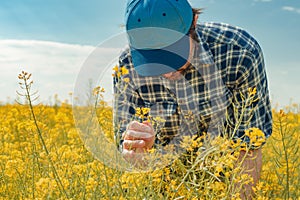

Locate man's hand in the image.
[237,148,262,200]
[122,121,155,166]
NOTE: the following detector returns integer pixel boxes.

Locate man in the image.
[113,0,272,198]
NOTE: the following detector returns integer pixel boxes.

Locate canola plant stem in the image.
[278,117,290,199]
[23,78,69,199]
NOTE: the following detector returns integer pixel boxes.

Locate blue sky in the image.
[0,0,299,106]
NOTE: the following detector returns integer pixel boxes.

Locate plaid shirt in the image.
[114,22,272,148]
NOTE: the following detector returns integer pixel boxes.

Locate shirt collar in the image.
[190,31,215,69]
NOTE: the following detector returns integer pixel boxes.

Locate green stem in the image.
[171,147,217,199]
[32,141,36,199]
[24,78,69,199]
[278,117,290,199]
[231,97,251,138]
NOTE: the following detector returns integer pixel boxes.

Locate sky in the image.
[0,0,299,107]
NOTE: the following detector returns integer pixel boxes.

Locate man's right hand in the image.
[122,121,155,165]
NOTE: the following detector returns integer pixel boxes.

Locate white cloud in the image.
[282,6,295,12]
[0,40,93,74]
[282,6,300,14]
[0,39,124,104]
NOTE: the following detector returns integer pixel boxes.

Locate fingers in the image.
[124,129,153,140]
[123,139,145,149]
[122,148,147,167]
[123,121,155,140]
[127,121,153,133]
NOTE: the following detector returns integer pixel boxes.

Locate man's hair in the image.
[190,8,203,43]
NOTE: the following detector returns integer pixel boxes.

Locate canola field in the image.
[0,72,299,199]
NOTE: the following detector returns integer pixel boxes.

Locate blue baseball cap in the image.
[125,0,193,76]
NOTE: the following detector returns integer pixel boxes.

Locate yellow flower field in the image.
[0,72,299,199]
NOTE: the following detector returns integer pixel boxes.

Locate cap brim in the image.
[130,34,190,77]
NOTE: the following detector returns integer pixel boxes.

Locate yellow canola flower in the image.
[112,65,129,77]
[135,107,151,119]
[248,87,257,96]
[123,77,130,83]
[180,135,202,152]
[5,158,25,178]
[214,164,224,177]
[35,177,55,191]
[93,86,105,96]
[112,65,118,73]
[121,66,129,75]
[244,127,266,147]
